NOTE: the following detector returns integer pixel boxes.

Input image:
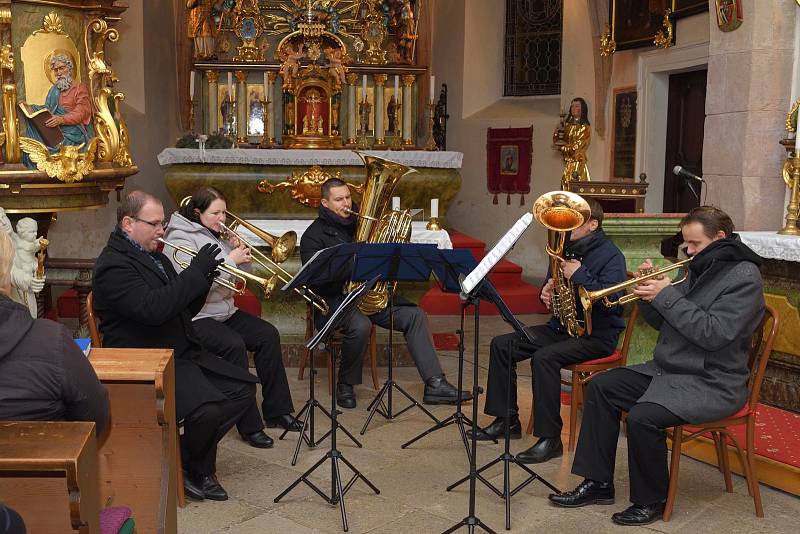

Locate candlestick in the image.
[429,74,435,104]
[779,154,800,235]
[424,102,437,151]
[190,70,195,98]
[430,198,439,218]
[392,197,400,211]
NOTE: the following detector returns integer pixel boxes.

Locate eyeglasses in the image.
[133,217,167,230]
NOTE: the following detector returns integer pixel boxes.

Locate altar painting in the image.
[247,84,266,136]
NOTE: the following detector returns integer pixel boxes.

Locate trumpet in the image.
[578,258,693,334]
[158,238,278,296]
[219,221,330,315]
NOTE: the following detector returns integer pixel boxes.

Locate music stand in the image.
[350,242,441,435]
[280,243,364,464]
[274,277,381,532]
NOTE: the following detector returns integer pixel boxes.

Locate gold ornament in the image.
[653,9,673,49]
[20,136,99,183]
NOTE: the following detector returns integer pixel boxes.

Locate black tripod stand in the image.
[280,339,362,466]
[275,279,380,532]
[361,292,440,435]
[446,326,559,530]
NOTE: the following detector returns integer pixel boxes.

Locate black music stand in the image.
[274,277,381,532]
[351,243,441,435]
[279,243,363,464]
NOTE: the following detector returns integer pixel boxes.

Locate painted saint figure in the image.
[21,53,93,153]
[557,97,592,189]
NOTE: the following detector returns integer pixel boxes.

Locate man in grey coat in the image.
[548,206,765,526]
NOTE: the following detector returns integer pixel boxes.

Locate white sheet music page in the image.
[460,212,533,295]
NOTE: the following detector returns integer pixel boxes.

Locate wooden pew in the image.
[89,348,177,534]
[0,421,99,533]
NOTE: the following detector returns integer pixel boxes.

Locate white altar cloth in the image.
[738,231,800,262]
[237,219,452,250]
[157,148,463,169]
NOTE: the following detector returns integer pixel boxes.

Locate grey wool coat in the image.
[629,255,765,424]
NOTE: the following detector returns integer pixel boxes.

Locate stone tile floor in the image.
[179,315,800,533]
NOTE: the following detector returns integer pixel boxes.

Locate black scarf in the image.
[688,234,762,278]
[319,203,358,228]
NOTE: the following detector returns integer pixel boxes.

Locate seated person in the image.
[164,187,300,435]
[0,230,109,436]
[473,199,627,464]
[0,503,26,534]
[549,206,765,526]
[92,191,262,502]
[299,177,470,409]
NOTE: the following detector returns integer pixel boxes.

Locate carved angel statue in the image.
[19,137,98,183]
[325,47,347,87]
[279,43,305,85]
[0,212,46,318]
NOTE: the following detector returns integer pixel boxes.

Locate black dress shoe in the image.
[200,474,229,501]
[183,470,205,501]
[265,414,303,432]
[241,430,274,448]
[516,436,563,464]
[611,502,665,525]
[548,478,615,508]
[468,416,522,441]
[337,383,356,409]
[423,375,473,405]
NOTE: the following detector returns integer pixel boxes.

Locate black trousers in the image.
[194,310,294,432]
[484,324,611,438]
[571,368,686,505]
[182,372,255,476]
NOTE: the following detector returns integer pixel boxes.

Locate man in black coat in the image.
[473,198,628,464]
[92,191,265,502]
[299,178,470,409]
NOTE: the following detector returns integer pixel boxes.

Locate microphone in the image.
[673,165,704,183]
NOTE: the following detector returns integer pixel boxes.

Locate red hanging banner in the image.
[486,126,533,205]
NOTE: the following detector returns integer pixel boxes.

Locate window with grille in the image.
[504,0,563,96]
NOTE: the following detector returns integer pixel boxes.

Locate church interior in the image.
[1,1,799,533]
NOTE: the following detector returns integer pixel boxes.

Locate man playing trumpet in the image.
[549,206,765,526]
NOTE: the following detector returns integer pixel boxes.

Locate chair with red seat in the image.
[526,302,639,452]
[663,303,779,521]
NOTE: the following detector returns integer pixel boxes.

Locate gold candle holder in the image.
[424,102,437,151]
[357,99,372,150]
[188,98,195,133]
[778,153,800,235]
[426,217,441,231]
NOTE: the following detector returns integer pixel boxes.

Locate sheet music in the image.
[460,212,533,295]
[306,279,373,349]
[282,247,324,291]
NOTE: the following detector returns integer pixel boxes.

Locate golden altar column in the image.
[401,74,415,147]
[345,72,358,146]
[373,74,387,148]
[235,70,247,144]
[267,71,277,145]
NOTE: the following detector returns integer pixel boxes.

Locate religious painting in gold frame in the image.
[610,0,671,51]
[672,0,708,18]
[610,86,637,182]
[246,83,266,136]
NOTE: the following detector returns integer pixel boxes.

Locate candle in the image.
[392,196,400,211]
[394,74,399,98]
[429,74,435,104]
[264,71,269,94]
[189,70,195,99]
[431,199,439,218]
[362,74,367,101]
[227,72,233,101]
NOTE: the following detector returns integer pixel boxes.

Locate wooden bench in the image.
[89,348,177,534]
[0,421,99,533]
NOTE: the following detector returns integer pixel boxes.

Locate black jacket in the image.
[0,295,109,435]
[92,230,257,419]
[546,229,628,351]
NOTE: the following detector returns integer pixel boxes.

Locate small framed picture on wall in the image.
[610,87,637,181]
[610,0,671,50]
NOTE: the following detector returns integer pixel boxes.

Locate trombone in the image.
[578,258,693,334]
[219,221,330,315]
[158,238,278,296]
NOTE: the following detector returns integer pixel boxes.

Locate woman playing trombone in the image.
[165,186,301,447]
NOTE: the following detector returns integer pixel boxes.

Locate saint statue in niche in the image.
[555,97,592,189]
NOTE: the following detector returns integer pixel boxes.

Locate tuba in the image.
[533,191,591,337]
[347,152,418,315]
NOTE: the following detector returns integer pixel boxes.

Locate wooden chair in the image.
[86,291,187,509]
[526,302,639,452]
[0,421,99,533]
[297,303,380,393]
[664,304,779,521]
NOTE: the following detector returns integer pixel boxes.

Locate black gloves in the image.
[191,243,224,276]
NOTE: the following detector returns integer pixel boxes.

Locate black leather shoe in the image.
[337,383,356,409]
[265,414,302,432]
[200,474,229,501]
[516,437,563,464]
[241,430,274,448]
[611,502,665,525]
[548,479,615,508]
[468,416,522,441]
[423,375,473,405]
[183,470,205,501]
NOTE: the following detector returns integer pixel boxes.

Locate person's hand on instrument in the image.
[633,276,671,302]
[561,259,582,280]
[191,243,224,276]
[540,278,555,310]
[228,243,251,266]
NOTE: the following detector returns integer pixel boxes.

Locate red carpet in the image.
[419,229,549,316]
